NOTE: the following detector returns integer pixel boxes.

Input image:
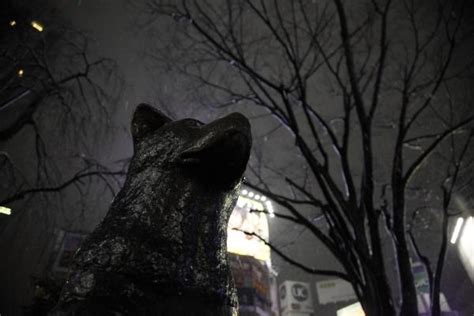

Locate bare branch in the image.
[234,228,350,281]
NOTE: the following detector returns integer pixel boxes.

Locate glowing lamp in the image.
[31,21,44,32]
[450,217,464,244]
[0,206,11,215]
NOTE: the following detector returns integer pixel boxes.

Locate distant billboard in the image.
[316,278,356,305]
[279,281,314,314]
[52,231,85,274]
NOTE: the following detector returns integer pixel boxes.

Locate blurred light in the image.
[241,189,248,195]
[450,217,465,244]
[236,197,246,208]
[269,213,275,218]
[0,206,11,215]
[255,194,261,200]
[31,21,44,32]
[248,192,254,198]
[18,69,24,77]
[337,302,365,316]
[10,20,17,26]
[261,196,267,201]
[458,217,474,281]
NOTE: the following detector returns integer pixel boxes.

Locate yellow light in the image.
[18,69,24,77]
[31,21,44,32]
[0,206,11,215]
[10,20,17,26]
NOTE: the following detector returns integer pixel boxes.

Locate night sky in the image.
[1,0,474,315]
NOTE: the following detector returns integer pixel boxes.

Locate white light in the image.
[261,196,267,201]
[269,213,275,218]
[237,197,246,208]
[10,20,17,26]
[31,21,44,32]
[241,189,248,195]
[458,217,474,281]
[18,69,24,77]
[248,192,254,198]
[0,206,11,215]
[337,302,365,316]
[255,194,261,200]
[450,217,465,244]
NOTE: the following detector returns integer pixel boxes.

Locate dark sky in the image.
[4,1,472,314]
[52,0,151,103]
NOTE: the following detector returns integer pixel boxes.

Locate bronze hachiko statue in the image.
[50,104,251,315]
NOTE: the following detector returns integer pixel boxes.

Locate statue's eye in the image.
[183,119,203,127]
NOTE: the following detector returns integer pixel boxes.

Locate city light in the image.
[10,20,17,26]
[0,206,11,215]
[18,69,24,77]
[337,302,365,316]
[228,191,272,262]
[31,21,44,32]
[238,189,274,218]
[450,217,465,244]
[458,216,474,281]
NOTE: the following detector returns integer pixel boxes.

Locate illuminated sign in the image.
[316,278,356,305]
[279,281,314,314]
[227,189,272,262]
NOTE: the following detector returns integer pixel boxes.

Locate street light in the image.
[31,21,44,32]
[0,206,11,215]
[450,217,465,244]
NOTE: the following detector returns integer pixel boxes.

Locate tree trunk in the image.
[393,193,418,316]
[360,263,396,316]
[432,208,449,316]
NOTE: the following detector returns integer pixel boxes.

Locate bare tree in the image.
[142,0,474,315]
[0,3,127,313]
[0,0,124,217]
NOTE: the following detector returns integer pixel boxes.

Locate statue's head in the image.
[130,103,251,190]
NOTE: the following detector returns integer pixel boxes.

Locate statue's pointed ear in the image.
[132,103,172,143]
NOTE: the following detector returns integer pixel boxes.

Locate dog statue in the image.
[50,104,252,315]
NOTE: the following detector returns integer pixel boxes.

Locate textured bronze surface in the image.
[50,104,251,315]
